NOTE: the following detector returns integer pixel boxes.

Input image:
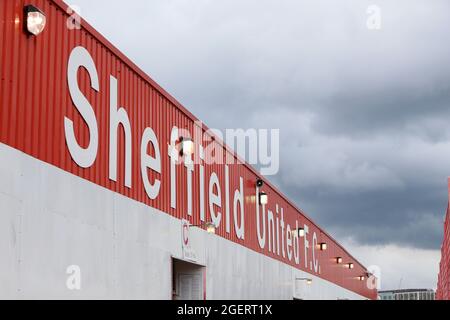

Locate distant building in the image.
[436,179,450,300]
[378,291,395,300]
[379,289,435,300]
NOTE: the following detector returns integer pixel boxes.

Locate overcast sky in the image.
[67,0,450,290]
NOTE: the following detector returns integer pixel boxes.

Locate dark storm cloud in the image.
[284,182,446,250]
[70,0,450,254]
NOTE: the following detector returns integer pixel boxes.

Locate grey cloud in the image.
[343,242,440,290]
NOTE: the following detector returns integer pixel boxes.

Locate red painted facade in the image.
[436,179,450,300]
[0,0,377,299]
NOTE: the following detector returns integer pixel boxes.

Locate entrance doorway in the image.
[172,258,205,300]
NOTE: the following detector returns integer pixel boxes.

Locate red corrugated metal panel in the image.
[0,0,377,299]
[436,179,450,300]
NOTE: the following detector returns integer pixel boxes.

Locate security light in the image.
[296,278,312,285]
[298,228,305,237]
[347,263,354,269]
[180,137,194,156]
[191,221,216,234]
[259,192,268,205]
[336,257,343,264]
[25,5,46,36]
[358,276,365,281]
[292,228,305,238]
[319,242,327,251]
[205,222,216,234]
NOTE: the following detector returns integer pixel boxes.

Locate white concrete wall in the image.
[0,143,365,300]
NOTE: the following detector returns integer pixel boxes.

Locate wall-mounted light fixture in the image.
[347,263,354,269]
[292,228,305,238]
[336,257,343,264]
[179,137,194,156]
[296,278,313,285]
[24,5,46,36]
[205,222,216,234]
[191,221,216,234]
[259,192,268,205]
[319,242,327,251]
[358,276,365,281]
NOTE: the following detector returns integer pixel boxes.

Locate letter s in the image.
[65,46,99,168]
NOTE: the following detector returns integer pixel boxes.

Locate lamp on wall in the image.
[24,5,46,36]
[336,257,343,264]
[292,228,305,238]
[347,263,354,269]
[179,137,194,156]
[259,192,268,205]
[256,179,268,205]
[191,221,216,234]
[296,278,313,285]
[319,242,327,251]
[205,222,216,234]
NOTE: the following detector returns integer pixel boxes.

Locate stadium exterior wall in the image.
[0,0,377,299]
[436,179,450,300]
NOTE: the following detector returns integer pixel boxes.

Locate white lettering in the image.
[140,127,161,199]
[233,177,245,239]
[109,76,132,188]
[169,127,179,209]
[209,172,222,226]
[65,46,99,168]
